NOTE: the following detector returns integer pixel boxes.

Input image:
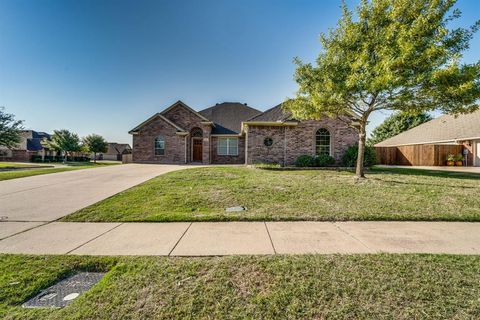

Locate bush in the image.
[31,155,43,162]
[342,145,377,167]
[315,154,335,167]
[294,155,316,167]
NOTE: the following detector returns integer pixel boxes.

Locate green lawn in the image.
[63,166,480,222]
[1,254,479,319]
[0,162,120,181]
[0,162,49,169]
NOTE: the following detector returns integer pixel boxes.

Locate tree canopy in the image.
[285,0,480,178]
[83,134,108,162]
[368,112,433,146]
[0,107,23,148]
[43,129,81,161]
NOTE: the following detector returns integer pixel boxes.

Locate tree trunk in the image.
[355,123,367,179]
[94,152,96,163]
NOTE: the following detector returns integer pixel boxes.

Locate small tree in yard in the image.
[43,129,81,163]
[285,0,480,179]
[83,134,108,163]
[0,107,23,148]
[368,111,433,146]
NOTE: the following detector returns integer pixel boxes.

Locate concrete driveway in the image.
[0,164,190,222]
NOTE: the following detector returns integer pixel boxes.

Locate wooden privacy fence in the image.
[375,144,463,166]
[122,154,133,164]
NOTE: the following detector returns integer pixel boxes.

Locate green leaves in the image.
[0,107,23,148]
[368,111,433,146]
[286,0,480,176]
[82,134,108,154]
[43,129,81,154]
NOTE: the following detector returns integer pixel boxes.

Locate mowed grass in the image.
[0,162,49,169]
[1,254,480,319]
[64,166,480,222]
[0,162,120,181]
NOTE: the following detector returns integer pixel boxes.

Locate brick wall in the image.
[132,104,214,164]
[210,136,245,164]
[132,116,186,164]
[246,118,358,165]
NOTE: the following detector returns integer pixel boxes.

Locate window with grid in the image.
[154,136,165,155]
[315,128,330,156]
[218,138,238,156]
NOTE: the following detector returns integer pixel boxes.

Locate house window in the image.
[154,136,165,155]
[264,137,273,147]
[315,128,331,156]
[218,138,238,156]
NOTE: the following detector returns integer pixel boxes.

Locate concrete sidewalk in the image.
[1,221,479,256]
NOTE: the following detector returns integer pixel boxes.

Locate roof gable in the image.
[161,100,210,122]
[129,113,186,134]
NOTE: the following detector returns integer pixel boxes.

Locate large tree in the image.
[82,134,108,163]
[285,0,480,178]
[0,107,24,148]
[368,111,433,146]
[43,129,81,163]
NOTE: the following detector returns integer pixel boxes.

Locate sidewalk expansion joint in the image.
[264,222,277,254]
[0,221,51,241]
[66,223,124,254]
[168,222,193,256]
[332,222,375,252]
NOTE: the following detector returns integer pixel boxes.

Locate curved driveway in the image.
[0,164,190,222]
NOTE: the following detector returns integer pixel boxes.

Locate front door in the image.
[193,139,203,162]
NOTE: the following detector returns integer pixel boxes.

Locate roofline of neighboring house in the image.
[129,113,187,134]
[375,136,480,148]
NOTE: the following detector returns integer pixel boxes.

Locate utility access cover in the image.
[23,272,105,308]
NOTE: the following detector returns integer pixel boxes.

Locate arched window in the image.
[154,136,165,155]
[315,128,330,156]
[191,127,203,137]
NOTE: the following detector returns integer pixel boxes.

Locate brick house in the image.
[129,100,358,165]
[0,130,56,162]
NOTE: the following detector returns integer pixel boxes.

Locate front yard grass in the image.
[1,254,479,319]
[0,162,120,181]
[63,166,480,222]
[0,162,49,169]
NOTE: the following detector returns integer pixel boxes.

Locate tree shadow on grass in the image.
[369,166,480,181]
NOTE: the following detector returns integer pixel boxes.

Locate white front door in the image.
[475,140,480,167]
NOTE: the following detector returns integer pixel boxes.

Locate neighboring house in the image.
[129,100,358,165]
[97,143,132,161]
[375,109,480,166]
[0,130,55,162]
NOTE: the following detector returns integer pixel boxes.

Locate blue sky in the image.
[0,0,479,144]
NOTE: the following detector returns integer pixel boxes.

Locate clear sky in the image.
[0,0,478,144]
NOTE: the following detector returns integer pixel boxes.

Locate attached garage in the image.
[375,110,480,167]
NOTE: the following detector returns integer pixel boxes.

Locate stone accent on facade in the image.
[210,136,245,164]
[246,118,358,165]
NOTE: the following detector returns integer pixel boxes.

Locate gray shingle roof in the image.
[375,109,480,147]
[106,143,132,155]
[247,103,292,122]
[199,102,261,134]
